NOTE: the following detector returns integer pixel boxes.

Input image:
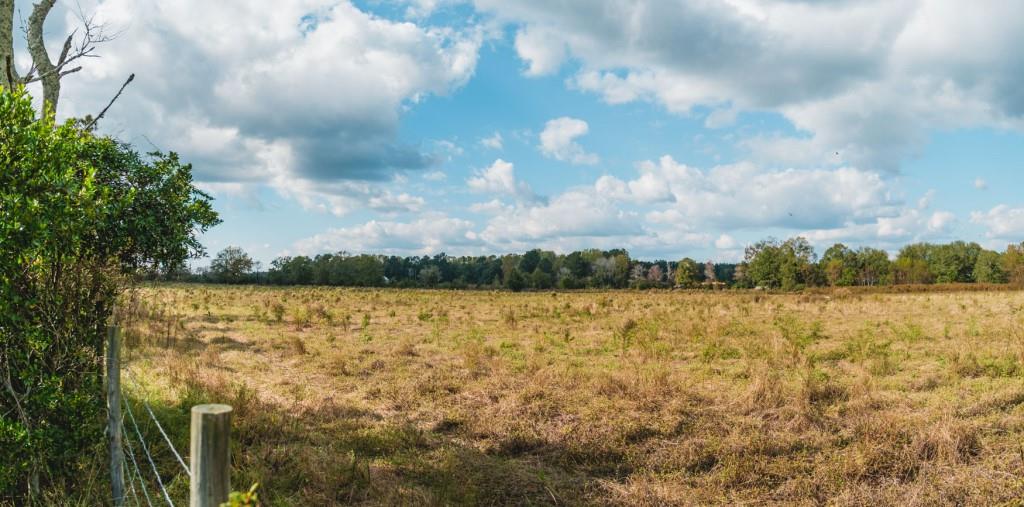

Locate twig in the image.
[140,134,163,153]
[83,73,134,131]
[2,358,39,496]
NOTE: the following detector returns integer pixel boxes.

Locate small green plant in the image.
[313,305,334,325]
[501,307,517,328]
[222,483,260,507]
[774,314,824,351]
[701,340,741,362]
[615,318,639,356]
[293,307,312,330]
[289,336,307,355]
[270,302,286,323]
[890,322,926,342]
[952,352,1020,378]
[844,328,899,375]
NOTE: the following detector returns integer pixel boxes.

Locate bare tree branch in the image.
[21,0,114,109]
[58,65,81,78]
[57,31,73,65]
[83,72,133,131]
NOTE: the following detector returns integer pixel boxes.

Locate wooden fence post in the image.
[190,404,232,507]
[106,326,125,507]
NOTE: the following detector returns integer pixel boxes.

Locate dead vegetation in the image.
[120,285,1024,505]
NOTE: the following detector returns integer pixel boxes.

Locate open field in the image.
[119,284,1024,505]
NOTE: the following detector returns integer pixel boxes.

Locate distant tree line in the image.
[170,238,1024,290]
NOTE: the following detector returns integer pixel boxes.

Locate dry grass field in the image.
[117,284,1024,506]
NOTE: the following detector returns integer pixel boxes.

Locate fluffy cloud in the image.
[594,173,673,204]
[469,199,509,214]
[480,189,641,246]
[368,193,427,214]
[476,0,1024,172]
[800,207,956,247]
[468,159,517,194]
[291,214,481,256]
[33,0,1015,260]
[465,180,719,256]
[514,25,567,76]
[476,153,935,255]
[467,159,541,202]
[596,156,896,230]
[971,205,1024,239]
[480,132,504,150]
[286,149,954,258]
[283,157,960,260]
[714,234,738,250]
[538,117,599,165]
[274,177,427,216]
[53,0,481,209]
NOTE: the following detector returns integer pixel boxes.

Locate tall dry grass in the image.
[116,285,1024,505]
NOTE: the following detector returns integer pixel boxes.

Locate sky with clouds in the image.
[17,0,1024,263]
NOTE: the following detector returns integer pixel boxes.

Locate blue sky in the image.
[23,0,1024,264]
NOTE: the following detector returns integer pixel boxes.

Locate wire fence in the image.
[118,371,191,507]
[123,425,154,507]
[108,325,232,507]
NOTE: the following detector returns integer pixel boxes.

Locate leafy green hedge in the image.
[0,88,219,500]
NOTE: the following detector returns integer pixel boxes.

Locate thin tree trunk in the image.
[1,0,16,91]
[27,0,59,110]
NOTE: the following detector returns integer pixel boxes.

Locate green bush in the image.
[0,88,219,500]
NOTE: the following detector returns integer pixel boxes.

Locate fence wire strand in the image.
[124,396,176,507]
[122,426,155,507]
[122,454,141,507]
[138,390,191,477]
[122,370,191,477]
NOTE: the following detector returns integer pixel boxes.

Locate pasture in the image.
[119,285,1024,505]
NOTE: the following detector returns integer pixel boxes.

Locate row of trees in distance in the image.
[179,238,1024,290]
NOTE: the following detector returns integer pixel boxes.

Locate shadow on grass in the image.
[125,375,600,506]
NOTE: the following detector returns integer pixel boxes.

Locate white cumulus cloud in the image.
[467,159,535,199]
[480,132,504,150]
[54,0,482,211]
[596,156,897,230]
[514,25,567,76]
[291,214,481,256]
[539,117,600,165]
[971,205,1024,239]
[475,0,1024,172]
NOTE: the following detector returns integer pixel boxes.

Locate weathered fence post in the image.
[190,404,232,507]
[107,326,125,507]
